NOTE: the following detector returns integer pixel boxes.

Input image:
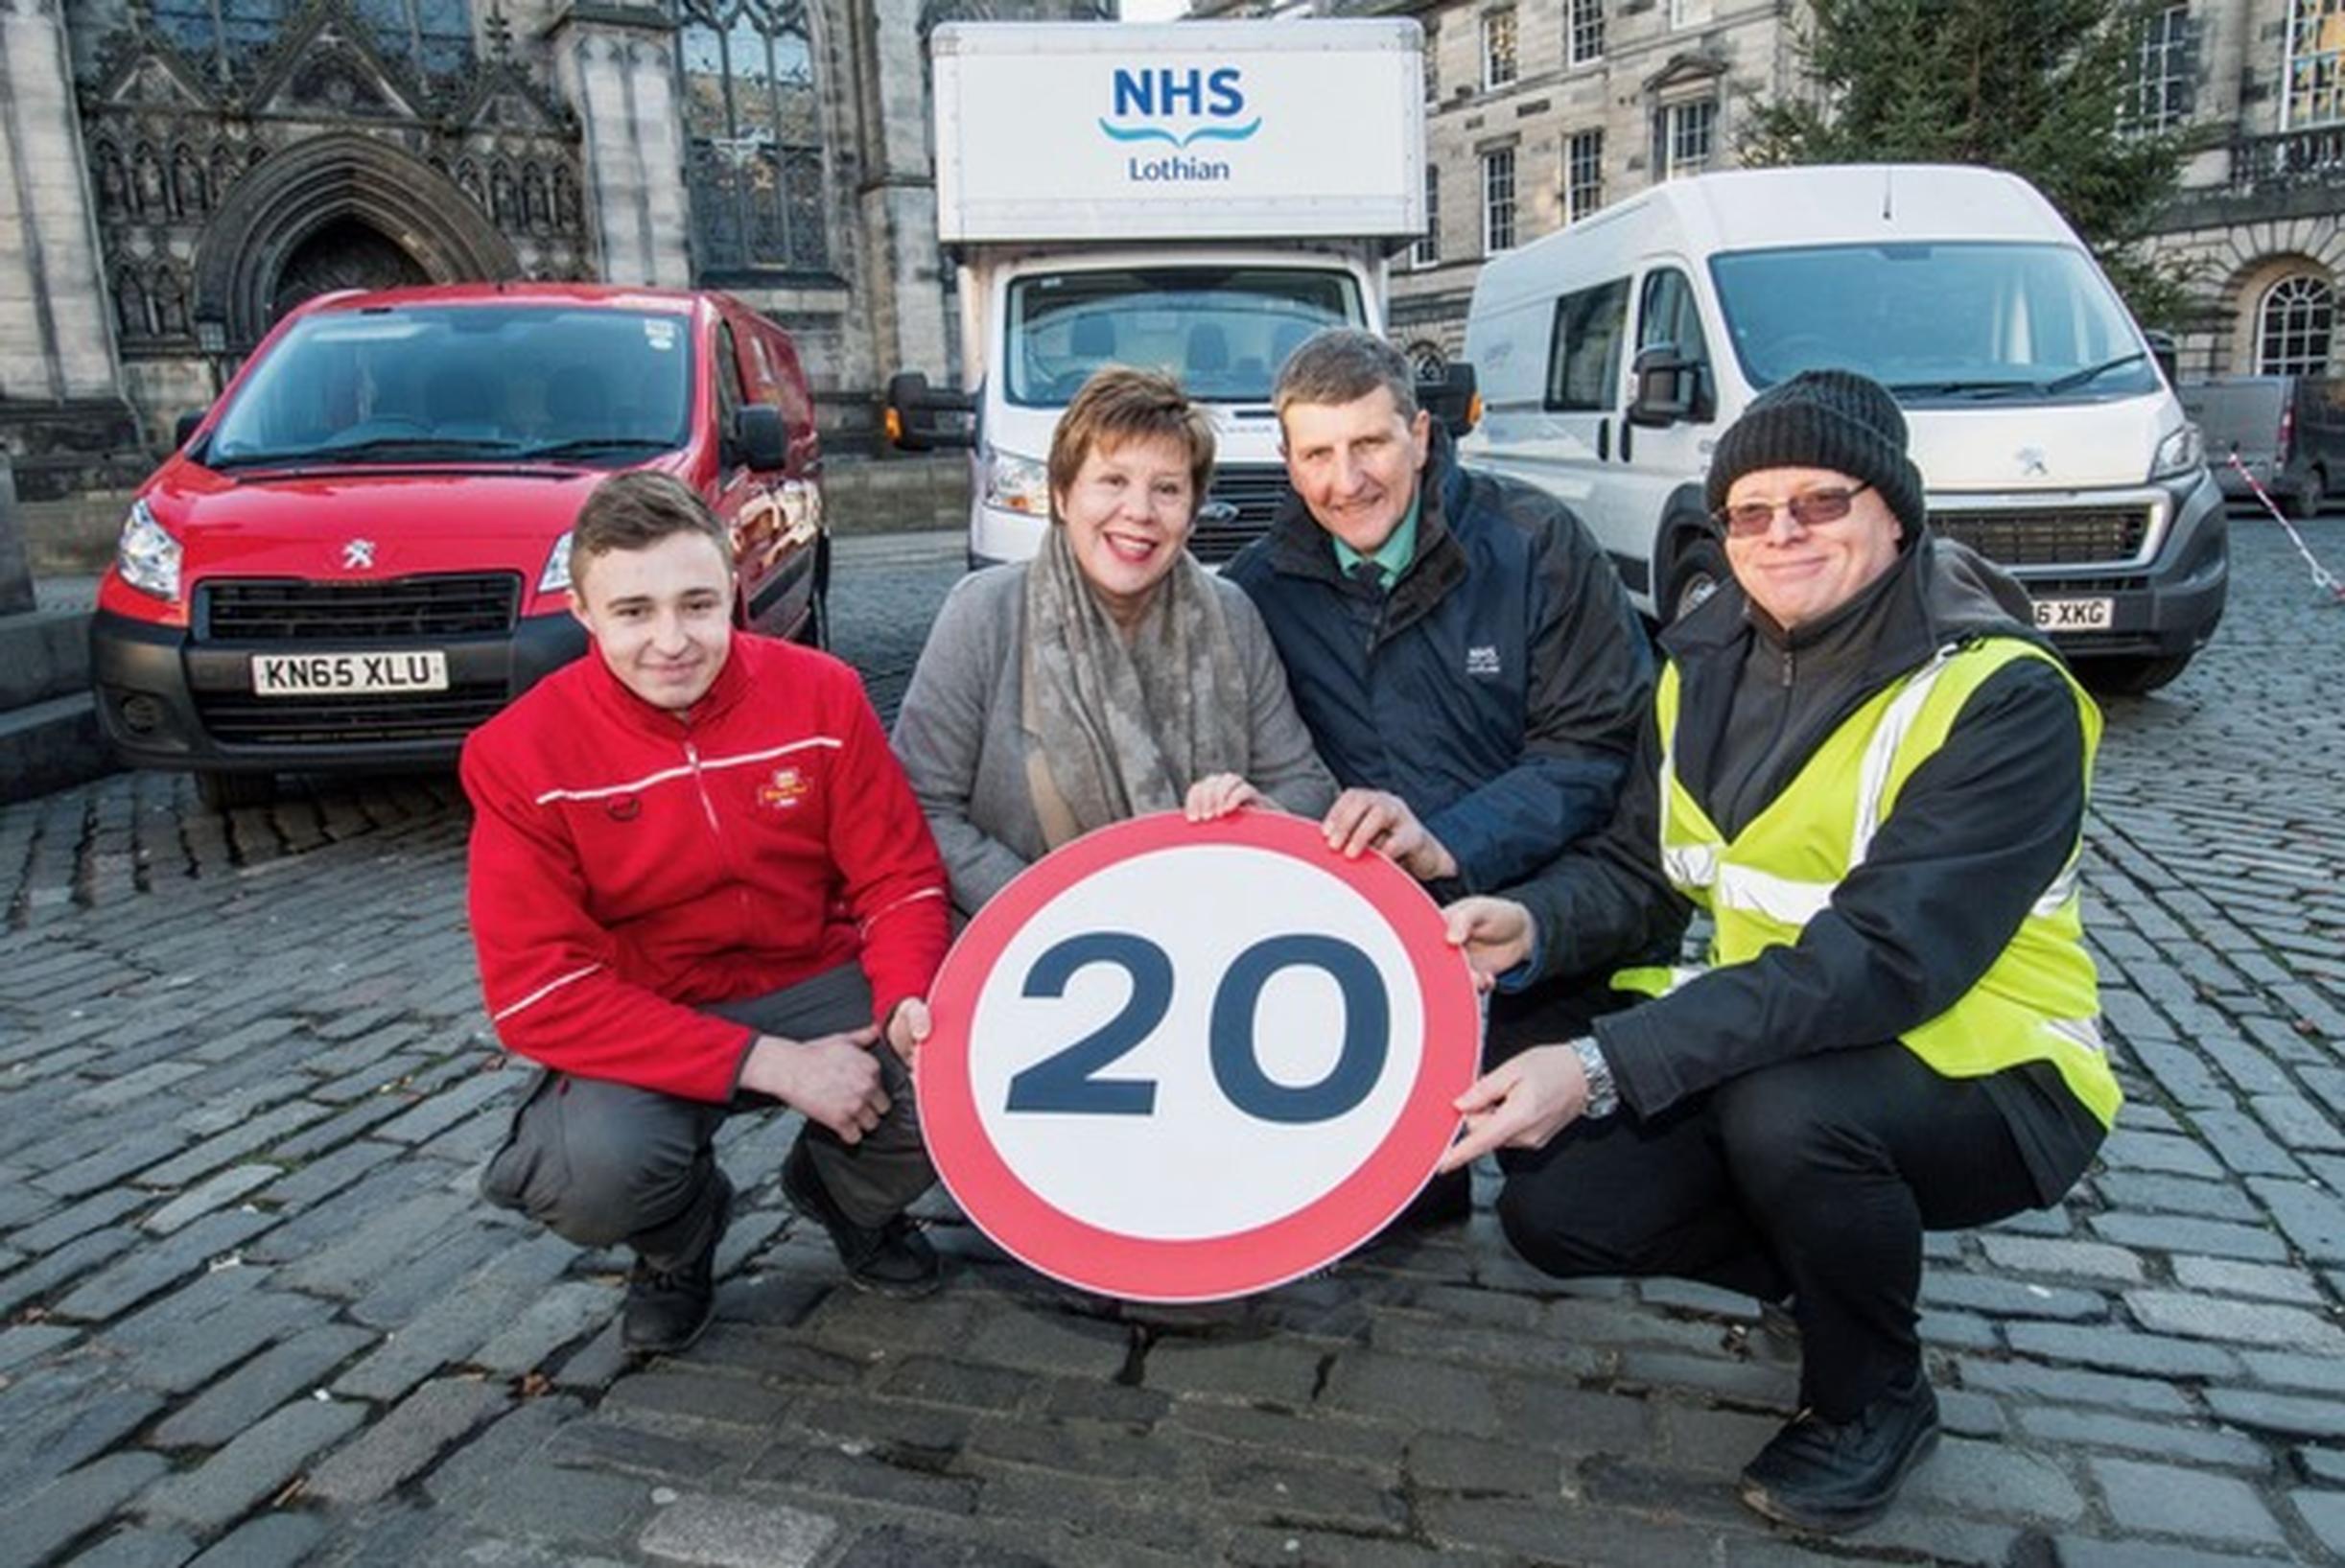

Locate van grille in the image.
[1932,507,2149,569]
[192,688,510,746]
[1192,465,1290,564]
[200,574,523,641]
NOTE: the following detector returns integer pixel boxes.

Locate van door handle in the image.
[1597,418,1609,461]
[1620,419,1634,462]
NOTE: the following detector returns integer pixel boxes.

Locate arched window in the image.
[2258,274,2336,375]
[147,0,470,80]
[679,0,829,275]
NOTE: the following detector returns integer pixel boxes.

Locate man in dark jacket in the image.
[1224,329,1653,1228]
[1439,370,2118,1533]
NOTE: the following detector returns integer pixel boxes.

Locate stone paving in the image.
[2,522,2343,1568]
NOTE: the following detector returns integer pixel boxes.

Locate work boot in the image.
[782,1140,941,1299]
[1738,1370,1941,1533]
[621,1170,733,1355]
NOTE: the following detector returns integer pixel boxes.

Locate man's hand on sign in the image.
[739,1028,890,1143]
[886,996,933,1070]
[1322,788,1458,881]
[1441,895,1534,989]
[1437,1042,1589,1172]
[1184,772,1263,822]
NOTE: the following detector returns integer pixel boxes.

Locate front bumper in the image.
[91,606,589,773]
[2007,471,2229,663]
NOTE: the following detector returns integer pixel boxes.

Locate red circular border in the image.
[918,809,1483,1302]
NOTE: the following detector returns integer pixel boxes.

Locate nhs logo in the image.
[1099,66,1260,182]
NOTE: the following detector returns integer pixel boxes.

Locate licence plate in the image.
[251,650,449,696]
[2031,597,2114,631]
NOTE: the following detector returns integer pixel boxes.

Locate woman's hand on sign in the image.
[1441,896,1535,988]
[1437,1042,1589,1172]
[741,1028,890,1143]
[1322,788,1457,881]
[1184,772,1263,822]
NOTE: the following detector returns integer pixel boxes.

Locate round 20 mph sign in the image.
[918,810,1482,1302]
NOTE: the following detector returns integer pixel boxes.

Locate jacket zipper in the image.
[682,734,760,934]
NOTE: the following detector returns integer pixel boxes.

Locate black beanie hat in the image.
[1704,368,1926,535]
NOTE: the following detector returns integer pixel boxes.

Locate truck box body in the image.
[912,20,1426,568]
[932,21,1425,245]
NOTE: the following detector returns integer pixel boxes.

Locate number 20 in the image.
[1004,931,1389,1125]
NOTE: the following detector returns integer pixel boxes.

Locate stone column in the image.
[544,1,693,289]
[855,0,953,385]
[0,0,128,407]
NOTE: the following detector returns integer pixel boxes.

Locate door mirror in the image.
[884,371,976,453]
[174,409,207,450]
[2143,329,2179,388]
[1628,343,1702,428]
[1418,363,1479,438]
[735,405,788,473]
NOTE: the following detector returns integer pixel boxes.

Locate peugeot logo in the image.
[1196,502,1241,527]
[2016,448,2049,478]
[341,538,376,570]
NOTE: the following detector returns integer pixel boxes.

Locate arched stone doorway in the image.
[270,216,434,320]
[192,132,521,352]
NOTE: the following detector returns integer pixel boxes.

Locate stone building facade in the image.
[2134,0,2342,382]
[0,0,1104,501]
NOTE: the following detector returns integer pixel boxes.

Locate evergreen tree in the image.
[1743,0,2200,330]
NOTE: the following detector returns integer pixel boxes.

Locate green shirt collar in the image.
[1329,496,1420,590]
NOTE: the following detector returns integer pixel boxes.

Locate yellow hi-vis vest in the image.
[1614,637,2122,1129]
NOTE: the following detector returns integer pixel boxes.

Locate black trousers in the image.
[481,963,932,1271]
[1493,1041,2042,1420]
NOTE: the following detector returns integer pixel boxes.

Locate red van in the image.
[90,284,828,808]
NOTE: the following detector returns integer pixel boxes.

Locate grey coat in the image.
[891,563,1339,916]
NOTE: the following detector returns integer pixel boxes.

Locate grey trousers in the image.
[481,962,934,1270]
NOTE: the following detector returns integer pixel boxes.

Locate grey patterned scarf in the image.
[1020,525,1253,848]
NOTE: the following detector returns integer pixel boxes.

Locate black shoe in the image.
[782,1141,941,1299]
[1739,1372,1941,1534]
[621,1171,732,1354]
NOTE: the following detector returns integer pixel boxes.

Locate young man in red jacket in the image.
[465,472,951,1352]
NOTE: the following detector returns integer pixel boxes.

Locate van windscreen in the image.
[1005,268,1359,407]
[204,306,696,470]
[1709,243,2160,403]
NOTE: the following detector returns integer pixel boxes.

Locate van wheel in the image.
[2292,469,2325,520]
[196,770,275,811]
[1662,535,1728,624]
[2076,653,2193,698]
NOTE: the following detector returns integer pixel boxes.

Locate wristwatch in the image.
[1570,1037,1619,1119]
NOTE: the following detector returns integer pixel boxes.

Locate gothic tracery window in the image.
[147,0,472,81]
[679,0,830,275]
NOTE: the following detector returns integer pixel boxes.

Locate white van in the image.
[1461,164,2226,694]
[887,20,1424,567]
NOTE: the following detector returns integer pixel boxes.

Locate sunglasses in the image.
[1717,481,1871,539]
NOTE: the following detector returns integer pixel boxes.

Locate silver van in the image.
[2179,375,2342,519]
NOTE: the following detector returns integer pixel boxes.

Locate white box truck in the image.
[1460,164,2226,695]
[886,18,1427,567]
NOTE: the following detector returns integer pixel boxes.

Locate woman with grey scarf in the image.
[892,367,1338,918]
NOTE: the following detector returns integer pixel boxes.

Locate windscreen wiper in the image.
[1885,378,2039,399]
[2039,351,2148,395]
[508,436,677,461]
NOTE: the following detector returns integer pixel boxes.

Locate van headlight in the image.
[982,450,1051,517]
[2150,422,2205,481]
[539,530,573,594]
[116,500,181,601]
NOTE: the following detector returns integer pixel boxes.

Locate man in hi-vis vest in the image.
[1437,369,2118,1535]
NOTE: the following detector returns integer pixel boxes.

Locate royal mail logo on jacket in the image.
[1466,644,1502,677]
[758,766,810,809]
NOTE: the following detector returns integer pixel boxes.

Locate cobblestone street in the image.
[2,521,2343,1568]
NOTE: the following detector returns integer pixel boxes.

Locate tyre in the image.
[1661,533,1729,625]
[2290,468,2325,521]
[2075,653,2193,698]
[196,769,275,811]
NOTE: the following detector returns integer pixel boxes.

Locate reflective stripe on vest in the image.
[1628,638,2121,1128]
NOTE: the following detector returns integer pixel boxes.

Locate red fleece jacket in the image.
[461,632,950,1102]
